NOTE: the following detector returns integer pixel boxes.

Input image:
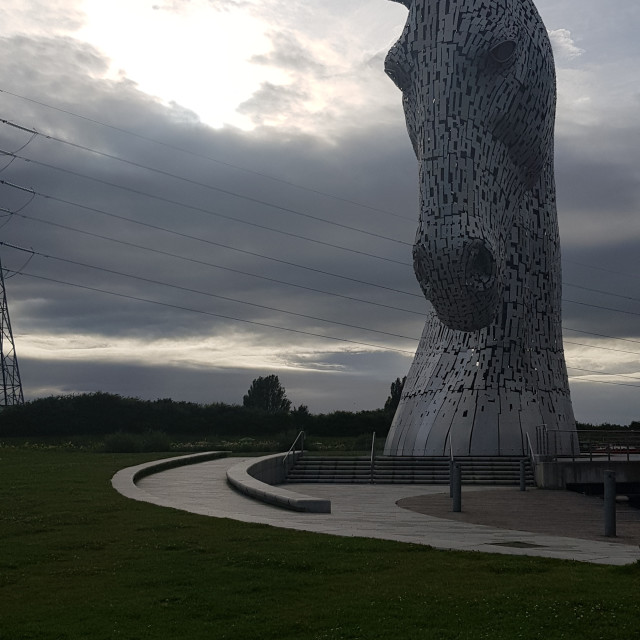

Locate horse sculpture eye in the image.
[385,46,412,93]
[489,39,517,63]
[385,59,411,92]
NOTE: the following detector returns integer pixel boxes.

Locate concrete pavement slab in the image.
[112,456,640,566]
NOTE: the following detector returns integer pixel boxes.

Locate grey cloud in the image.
[152,1,252,12]
[0,8,638,421]
[548,29,585,61]
[236,81,309,125]
[1,0,85,35]
[250,30,327,74]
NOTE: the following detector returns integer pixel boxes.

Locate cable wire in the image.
[0,179,422,297]
[0,91,415,221]
[12,211,427,316]
[0,242,422,342]
[3,268,418,355]
[1,150,411,267]
[0,119,412,245]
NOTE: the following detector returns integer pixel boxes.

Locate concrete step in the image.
[287,455,535,486]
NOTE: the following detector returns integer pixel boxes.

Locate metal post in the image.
[604,470,616,537]
[519,460,527,492]
[370,432,376,484]
[449,459,454,498]
[452,463,462,512]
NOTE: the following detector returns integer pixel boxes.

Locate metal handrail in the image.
[526,432,536,462]
[528,428,640,462]
[554,429,640,462]
[448,431,454,497]
[535,424,548,456]
[370,432,376,484]
[282,430,305,469]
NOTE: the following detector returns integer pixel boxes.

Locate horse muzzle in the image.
[413,236,502,332]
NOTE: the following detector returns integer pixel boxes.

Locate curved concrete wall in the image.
[226,454,331,513]
[112,451,331,514]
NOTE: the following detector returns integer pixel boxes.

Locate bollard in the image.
[519,460,527,492]
[449,459,454,498]
[452,463,462,513]
[604,470,616,537]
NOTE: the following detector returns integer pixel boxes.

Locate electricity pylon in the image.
[0,254,24,406]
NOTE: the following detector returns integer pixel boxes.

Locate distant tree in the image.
[292,404,310,416]
[243,375,291,413]
[384,376,406,414]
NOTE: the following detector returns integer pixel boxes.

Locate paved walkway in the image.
[115,456,640,566]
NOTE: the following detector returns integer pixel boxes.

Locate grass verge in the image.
[1,446,639,639]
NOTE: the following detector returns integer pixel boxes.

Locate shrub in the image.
[101,430,172,453]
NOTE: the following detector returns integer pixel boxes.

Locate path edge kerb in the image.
[112,451,229,502]
[111,451,331,515]
[226,454,331,513]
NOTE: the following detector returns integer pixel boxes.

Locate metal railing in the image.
[370,432,376,484]
[572,430,640,462]
[533,426,640,462]
[283,430,305,470]
[526,432,536,472]
[535,424,548,456]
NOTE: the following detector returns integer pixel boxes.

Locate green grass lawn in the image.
[1,446,639,640]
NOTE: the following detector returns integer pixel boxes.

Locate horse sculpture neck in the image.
[383,0,577,456]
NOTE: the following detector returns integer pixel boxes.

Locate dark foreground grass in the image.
[1,448,639,640]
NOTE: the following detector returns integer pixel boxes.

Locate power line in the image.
[3,184,639,365]
[563,340,640,357]
[567,366,640,383]
[0,92,415,222]
[0,242,422,343]
[5,268,637,389]
[16,209,640,336]
[5,173,640,318]
[4,269,418,356]
[11,210,640,357]
[11,210,427,316]
[3,184,639,352]
[1,101,638,386]
[564,327,640,346]
[564,299,640,318]
[2,143,639,309]
[7,211,640,354]
[1,149,411,267]
[3,252,638,387]
[0,119,413,246]
[567,373,640,389]
[0,179,421,297]
[3,150,639,316]
[564,282,640,304]
[565,258,640,282]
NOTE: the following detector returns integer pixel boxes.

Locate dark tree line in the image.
[242,375,291,413]
[0,378,634,439]
[0,392,392,439]
[384,376,406,413]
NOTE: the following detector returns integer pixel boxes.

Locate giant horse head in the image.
[386,0,556,331]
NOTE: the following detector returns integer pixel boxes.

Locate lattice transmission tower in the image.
[0,254,24,406]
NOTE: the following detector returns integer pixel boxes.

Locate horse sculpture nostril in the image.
[464,240,495,291]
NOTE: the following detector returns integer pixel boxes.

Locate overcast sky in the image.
[0,0,638,424]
